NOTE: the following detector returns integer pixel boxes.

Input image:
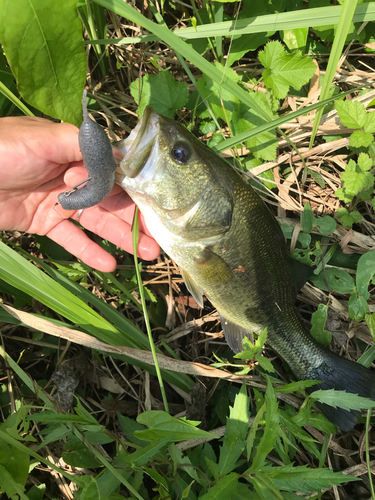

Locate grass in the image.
[0,0,375,498]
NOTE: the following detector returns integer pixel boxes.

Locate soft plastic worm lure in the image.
[57,89,117,210]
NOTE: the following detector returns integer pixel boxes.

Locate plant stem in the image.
[132,207,170,413]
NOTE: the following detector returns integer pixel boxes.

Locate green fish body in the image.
[71,99,375,431]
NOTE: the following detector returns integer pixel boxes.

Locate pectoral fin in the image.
[194,247,233,284]
[180,268,204,308]
[219,313,254,353]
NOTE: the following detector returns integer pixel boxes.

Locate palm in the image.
[0,116,159,271]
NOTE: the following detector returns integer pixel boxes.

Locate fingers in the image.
[47,219,118,272]
[77,203,160,261]
[59,166,160,261]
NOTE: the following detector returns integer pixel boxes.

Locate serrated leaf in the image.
[130,71,189,118]
[252,472,283,500]
[275,380,319,394]
[335,99,367,129]
[218,383,249,475]
[0,0,86,125]
[198,473,238,500]
[256,355,275,373]
[235,94,278,161]
[357,152,372,172]
[194,63,241,124]
[335,208,362,227]
[364,111,375,133]
[310,389,375,410]
[247,402,266,460]
[350,129,374,148]
[0,464,29,500]
[263,463,359,493]
[341,168,369,196]
[259,40,316,99]
[135,411,218,442]
[227,32,271,68]
[334,187,353,203]
[250,377,279,472]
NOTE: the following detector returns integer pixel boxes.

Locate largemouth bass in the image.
[59,94,375,431]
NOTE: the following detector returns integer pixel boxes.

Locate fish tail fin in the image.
[306,353,375,431]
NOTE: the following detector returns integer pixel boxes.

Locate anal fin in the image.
[219,313,254,353]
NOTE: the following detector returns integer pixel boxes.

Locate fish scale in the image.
[63,95,375,432]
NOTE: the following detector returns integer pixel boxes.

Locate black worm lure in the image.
[57,89,117,210]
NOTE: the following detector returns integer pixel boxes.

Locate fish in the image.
[61,94,375,431]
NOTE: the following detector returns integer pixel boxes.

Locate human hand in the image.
[0,116,160,272]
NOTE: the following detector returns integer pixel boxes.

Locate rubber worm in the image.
[58,89,117,210]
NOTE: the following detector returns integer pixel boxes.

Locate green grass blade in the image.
[89,3,375,44]
[132,208,169,413]
[0,240,193,391]
[214,86,360,153]
[309,0,359,148]
[93,0,269,122]
[0,81,34,116]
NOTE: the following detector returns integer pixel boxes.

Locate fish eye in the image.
[171,142,191,164]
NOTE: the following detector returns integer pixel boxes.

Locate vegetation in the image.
[1,0,375,498]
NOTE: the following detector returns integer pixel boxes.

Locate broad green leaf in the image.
[275,380,319,394]
[335,208,362,227]
[0,0,86,125]
[259,40,316,99]
[252,472,283,500]
[169,444,201,484]
[250,378,279,472]
[0,241,192,392]
[301,202,314,233]
[310,303,332,347]
[135,411,218,442]
[218,383,249,475]
[263,463,359,493]
[364,111,375,132]
[281,27,308,51]
[350,129,374,148]
[366,313,375,341]
[119,436,172,467]
[314,215,336,235]
[130,71,189,118]
[198,473,238,500]
[311,267,355,294]
[348,291,369,321]
[357,152,372,172]
[256,355,275,373]
[0,464,29,500]
[63,439,101,468]
[335,99,367,128]
[310,389,375,410]
[334,187,353,203]
[356,249,375,297]
[247,402,266,460]
[193,64,242,124]
[235,95,278,161]
[227,33,272,68]
[341,167,371,196]
[79,476,101,500]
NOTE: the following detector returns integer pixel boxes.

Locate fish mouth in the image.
[118,106,159,179]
